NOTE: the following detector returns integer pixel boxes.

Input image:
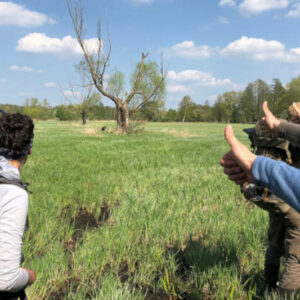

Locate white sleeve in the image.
[0,188,29,292]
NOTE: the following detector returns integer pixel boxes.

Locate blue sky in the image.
[1,0,300,109]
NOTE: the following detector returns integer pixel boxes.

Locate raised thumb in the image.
[262,101,271,117]
[224,125,237,148]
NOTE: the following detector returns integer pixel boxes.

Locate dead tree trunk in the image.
[81,110,87,125]
[116,103,129,133]
[67,0,166,134]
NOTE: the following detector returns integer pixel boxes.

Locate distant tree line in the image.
[0,97,115,121]
[133,75,300,123]
[1,76,300,123]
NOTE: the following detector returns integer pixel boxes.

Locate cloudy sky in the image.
[1,0,300,108]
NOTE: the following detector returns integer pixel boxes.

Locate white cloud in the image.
[0,1,56,27]
[287,2,300,17]
[220,36,300,63]
[239,0,290,14]
[63,90,81,97]
[167,84,189,93]
[44,82,56,88]
[219,0,236,6]
[10,65,43,73]
[17,33,100,56]
[0,78,7,84]
[160,41,213,59]
[10,65,34,72]
[168,70,237,88]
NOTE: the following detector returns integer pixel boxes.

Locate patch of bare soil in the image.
[144,293,170,300]
[71,207,99,241]
[114,256,191,300]
[51,204,114,298]
[47,278,87,300]
[62,204,113,254]
[118,261,132,283]
[57,204,194,299]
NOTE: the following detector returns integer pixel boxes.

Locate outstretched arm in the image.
[253,156,300,212]
[221,125,300,213]
[261,101,300,147]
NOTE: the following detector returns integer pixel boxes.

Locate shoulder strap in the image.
[0,176,30,230]
[0,176,28,191]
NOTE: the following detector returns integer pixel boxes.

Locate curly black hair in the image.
[0,113,34,160]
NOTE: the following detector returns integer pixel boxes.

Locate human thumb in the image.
[224,125,238,148]
[262,101,271,118]
[293,102,300,116]
[224,125,256,180]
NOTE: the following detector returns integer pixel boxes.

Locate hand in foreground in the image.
[289,102,300,123]
[24,268,36,285]
[260,101,280,130]
[220,125,257,185]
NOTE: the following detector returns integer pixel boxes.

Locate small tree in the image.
[63,84,102,125]
[178,95,193,122]
[66,0,167,133]
[24,98,54,120]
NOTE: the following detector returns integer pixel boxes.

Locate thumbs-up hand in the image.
[260,101,280,130]
[220,125,256,184]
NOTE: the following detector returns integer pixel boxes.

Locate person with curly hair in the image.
[0,112,36,300]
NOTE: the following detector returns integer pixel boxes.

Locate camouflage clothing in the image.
[243,121,300,295]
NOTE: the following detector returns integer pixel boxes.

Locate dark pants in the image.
[252,195,300,294]
[0,290,27,300]
[265,207,300,292]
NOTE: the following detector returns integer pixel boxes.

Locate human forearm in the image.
[252,156,300,212]
[24,268,36,285]
[8,268,29,292]
[276,121,300,147]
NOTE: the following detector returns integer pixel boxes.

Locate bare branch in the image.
[140,72,167,106]
[95,19,102,79]
[66,0,119,106]
[99,26,111,86]
[125,52,149,105]
[131,57,167,110]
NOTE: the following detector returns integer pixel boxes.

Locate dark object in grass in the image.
[101,126,107,131]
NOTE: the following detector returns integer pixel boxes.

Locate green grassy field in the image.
[23,120,268,299]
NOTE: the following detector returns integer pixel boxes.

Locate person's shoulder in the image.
[0,184,28,207]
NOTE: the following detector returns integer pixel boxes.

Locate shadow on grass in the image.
[183,239,239,272]
[166,238,238,299]
[168,237,264,299]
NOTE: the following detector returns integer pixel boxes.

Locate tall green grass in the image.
[23,121,268,299]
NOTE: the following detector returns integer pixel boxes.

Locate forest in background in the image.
[2,75,300,123]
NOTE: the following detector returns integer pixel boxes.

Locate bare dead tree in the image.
[66,0,167,133]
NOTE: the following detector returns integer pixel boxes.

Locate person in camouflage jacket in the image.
[243,103,300,299]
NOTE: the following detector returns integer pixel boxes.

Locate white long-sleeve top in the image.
[0,157,29,292]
